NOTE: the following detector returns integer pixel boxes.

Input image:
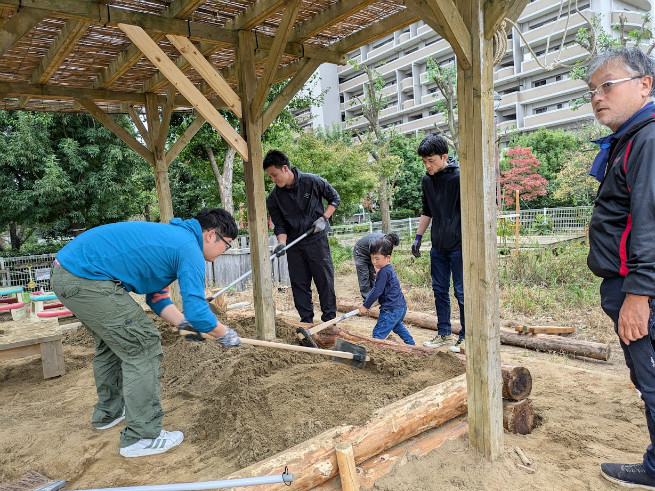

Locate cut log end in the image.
[502,366,533,401]
[503,399,535,435]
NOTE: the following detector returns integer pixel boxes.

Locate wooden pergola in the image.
[0,0,528,459]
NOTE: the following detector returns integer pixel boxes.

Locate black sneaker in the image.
[601,463,655,489]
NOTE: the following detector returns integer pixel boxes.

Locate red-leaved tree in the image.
[500,146,548,207]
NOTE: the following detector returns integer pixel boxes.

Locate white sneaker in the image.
[120,430,184,458]
[95,408,126,430]
[422,334,454,348]
[448,339,465,353]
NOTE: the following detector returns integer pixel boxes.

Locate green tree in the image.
[271,130,376,220]
[389,132,426,214]
[426,57,458,154]
[552,149,599,206]
[0,112,150,251]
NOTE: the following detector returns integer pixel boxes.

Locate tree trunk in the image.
[206,145,235,216]
[337,300,611,361]
[379,176,390,233]
[502,399,535,435]
[8,222,25,251]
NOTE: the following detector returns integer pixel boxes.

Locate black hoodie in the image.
[420,158,462,252]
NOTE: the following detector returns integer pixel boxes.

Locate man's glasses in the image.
[582,76,642,103]
[215,232,231,250]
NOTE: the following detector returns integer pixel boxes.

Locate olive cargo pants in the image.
[51,266,164,447]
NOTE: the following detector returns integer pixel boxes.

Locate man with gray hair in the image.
[585,47,655,488]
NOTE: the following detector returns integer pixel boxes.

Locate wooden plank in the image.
[40,339,65,378]
[223,0,286,30]
[165,0,206,19]
[166,35,243,119]
[0,332,63,351]
[252,0,302,115]
[514,325,575,334]
[0,7,47,57]
[119,23,248,161]
[165,115,206,166]
[127,106,152,149]
[237,29,276,340]
[156,86,177,152]
[456,0,504,459]
[76,97,154,165]
[261,58,322,130]
[291,0,376,43]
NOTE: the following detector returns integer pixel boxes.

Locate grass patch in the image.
[329,238,354,275]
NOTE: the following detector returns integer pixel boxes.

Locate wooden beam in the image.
[167,35,242,119]
[262,58,322,130]
[119,23,248,161]
[405,0,471,69]
[253,0,302,116]
[291,0,376,42]
[165,0,206,20]
[0,81,162,105]
[0,0,346,64]
[237,29,276,340]
[76,97,154,165]
[333,9,418,54]
[156,85,177,151]
[484,0,530,39]
[127,106,152,149]
[223,0,286,30]
[0,7,47,57]
[456,0,503,459]
[165,114,206,167]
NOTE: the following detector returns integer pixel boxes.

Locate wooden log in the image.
[317,327,532,401]
[514,325,575,334]
[225,374,468,490]
[337,300,610,361]
[502,399,534,435]
[335,442,358,491]
[317,416,468,490]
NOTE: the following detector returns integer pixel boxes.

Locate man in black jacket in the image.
[585,47,655,489]
[412,134,465,353]
[264,150,339,323]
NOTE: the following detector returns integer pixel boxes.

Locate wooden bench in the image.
[0,325,65,379]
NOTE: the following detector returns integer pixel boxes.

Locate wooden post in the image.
[145,93,174,224]
[237,30,276,340]
[455,0,504,459]
[335,442,359,491]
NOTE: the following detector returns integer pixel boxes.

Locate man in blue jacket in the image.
[51,208,241,458]
[412,134,465,353]
[584,48,655,489]
[264,149,340,323]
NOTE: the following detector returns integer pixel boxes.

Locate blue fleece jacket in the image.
[56,218,217,332]
[363,264,406,310]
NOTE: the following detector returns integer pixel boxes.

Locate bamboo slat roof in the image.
[0,0,413,113]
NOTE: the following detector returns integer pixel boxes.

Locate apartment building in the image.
[302,0,653,137]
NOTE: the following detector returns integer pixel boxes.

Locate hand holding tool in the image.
[311,215,328,234]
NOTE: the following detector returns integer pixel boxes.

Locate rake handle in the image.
[178,329,369,361]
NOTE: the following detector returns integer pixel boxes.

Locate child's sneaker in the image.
[448,339,465,353]
[120,430,184,458]
[423,334,454,348]
[95,408,125,430]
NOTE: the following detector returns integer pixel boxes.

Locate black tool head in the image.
[296,327,318,348]
[333,338,367,369]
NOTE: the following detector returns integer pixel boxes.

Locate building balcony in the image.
[519,0,562,22]
[421,93,437,105]
[522,103,593,128]
[417,23,433,36]
[519,78,587,103]
[494,66,514,80]
[380,105,399,117]
[611,10,645,26]
[498,91,518,108]
[380,84,397,97]
[520,11,590,46]
[402,99,415,110]
[398,32,411,43]
[520,44,587,72]
[344,115,366,128]
[396,113,446,133]
[400,77,414,91]
[498,120,518,133]
[368,41,394,59]
[420,71,430,84]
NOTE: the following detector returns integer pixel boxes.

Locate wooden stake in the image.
[514,446,532,466]
[335,442,359,491]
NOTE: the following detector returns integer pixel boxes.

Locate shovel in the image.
[206,228,313,303]
[178,327,369,368]
[296,309,360,348]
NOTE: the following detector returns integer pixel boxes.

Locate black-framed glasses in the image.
[582,76,642,103]
[215,232,232,250]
